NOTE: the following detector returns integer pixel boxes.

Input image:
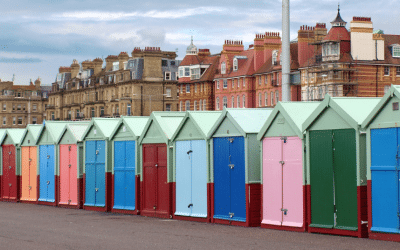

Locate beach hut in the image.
[56,122,90,209]
[207,108,273,227]
[138,112,185,218]
[1,129,25,202]
[257,102,319,232]
[361,85,400,242]
[109,116,149,214]
[20,124,43,203]
[0,129,7,201]
[302,95,380,238]
[170,111,222,222]
[81,118,120,212]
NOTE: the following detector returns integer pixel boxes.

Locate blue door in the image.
[191,140,207,218]
[113,140,136,210]
[85,140,106,207]
[371,128,400,233]
[39,145,55,202]
[175,141,192,216]
[213,136,246,222]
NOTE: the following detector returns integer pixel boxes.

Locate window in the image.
[275,91,279,104]
[221,62,226,74]
[265,92,268,106]
[112,62,119,71]
[2,117,6,125]
[237,78,240,88]
[166,104,171,111]
[199,100,202,111]
[271,92,274,106]
[51,112,55,120]
[180,85,183,93]
[331,43,339,55]
[242,77,245,87]
[203,99,206,110]
[12,116,16,125]
[18,117,22,125]
[166,88,171,97]
[216,97,220,110]
[397,67,400,76]
[223,79,228,89]
[165,72,171,80]
[231,96,234,108]
[162,60,168,67]
[170,61,175,66]
[179,68,184,77]
[33,104,37,112]
[259,76,261,85]
[185,67,190,77]
[259,93,262,107]
[186,84,190,93]
[127,104,131,116]
[194,101,197,111]
[233,58,238,71]
[216,80,220,89]
[100,107,105,116]
[200,83,203,92]
[91,108,95,117]
[17,104,21,111]
[393,45,400,57]
[237,96,240,108]
[180,101,182,111]
[32,117,37,124]
[272,50,278,65]
[2,104,6,111]
[384,85,390,94]
[116,105,119,114]
[195,83,197,93]
[232,79,235,88]
[242,95,246,108]
[185,100,190,111]
[384,66,390,76]
[223,96,227,108]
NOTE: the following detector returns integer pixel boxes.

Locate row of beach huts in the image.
[2,86,400,242]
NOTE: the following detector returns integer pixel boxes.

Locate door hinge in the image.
[188,203,193,208]
[281,208,288,215]
[29,158,32,162]
[361,221,368,225]
[28,186,32,190]
[229,212,234,218]
[229,164,234,169]
[68,199,71,205]
[279,161,285,165]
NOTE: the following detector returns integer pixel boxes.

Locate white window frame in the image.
[271,92,274,106]
[165,72,171,80]
[185,100,190,111]
[233,58,238,71]
[221,62,226,74]
[237,95,240,108]
[184,67,190,77]
[179,67,184,77]
[231,96,234,108]
[223,96,227,108]
[166,87,171,97]
[384,85,391,94]
[180,101,182,111]
[199,100,202,111]
[166,103,171,111]
[2,117,6,125]
[12,116,16,125]
[275,90,279,104]
[397,67,400,76]
[265,92,268,106]
[259,92,262,107]
[223,79,228,89]
[203,99,206,110]
[194,101,197,111]
[384,66,390,76]
[195,83,197,93]
[242,95,246,108]
[393,45,400,58]
[186,84,190,93]
[242,77,245,87]
[32,117,37,124]
[217,80,220,90]
[216,97,220,110]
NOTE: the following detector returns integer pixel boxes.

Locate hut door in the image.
[39,145,55,202]
[371,128,400,233]
[282,137,303,227]
[262,138,283,225]
[85,141,105,207]
[114,141,136,210]
[29,147,37,201]
[60,145,78,206]
[2,145,16,200]
[191,140,207,218]
[156,145,168,215]
[21,147,30,201]
[175,140,192,216]
[213,137,245,222]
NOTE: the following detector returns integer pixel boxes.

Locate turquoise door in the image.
[85,140,106,207]
[39,145,55,202]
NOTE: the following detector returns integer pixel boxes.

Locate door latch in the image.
[68,146,71,151]
[95,188,99,192]
[229,164,234,169]
[281,208,288,215]
[47,181,50,185]
[68,199,71,204]
[229,212,234,218]
[187,150,192,155]
[9,166,11,169]
[188,203,193,208]
[68,164,72,168]
[9,183,12,187]
[153,206,157,210]
[29,158,32,162]
[28,186,32,190]
[281,137,287,143]
[8,151,11,155]
[155,164,158,167]
[96,150,99,155]
[279,161,285,165]
[229,138,234,143]
[47,155,50,159]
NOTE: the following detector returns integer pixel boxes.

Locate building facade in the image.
[0,78,49,128]
[46,47,181,120]
[177,38,219,111]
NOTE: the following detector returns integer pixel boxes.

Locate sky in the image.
[0,0,399,86]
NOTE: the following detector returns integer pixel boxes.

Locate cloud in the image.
[0,57,43,63]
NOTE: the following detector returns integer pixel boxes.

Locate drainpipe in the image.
[282,0,291,101]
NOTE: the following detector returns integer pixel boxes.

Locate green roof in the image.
[26,124,43,142]
[123,116,149,137]
[257,102,320,140]
[45,121,72,143]
[81,118,121,140]
[302,94,381,131]
[208,108,274,138]
[64,123,91,142]
[362,85,400,128]
[0,129,7,144]
[170,111,223,141]
[4,129,25,145]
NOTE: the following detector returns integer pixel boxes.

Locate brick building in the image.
[177,37,219,111]
[300,7,400,100]
[46,47,181,120]
[0,78,49,128]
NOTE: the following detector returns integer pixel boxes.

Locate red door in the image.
[59,145,78,206]
[2,145,17,200]
[142,144,169,218]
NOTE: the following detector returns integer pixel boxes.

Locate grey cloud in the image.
[0,57,43,63]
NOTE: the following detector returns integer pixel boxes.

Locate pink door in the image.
[59,145,78,205]
[282,137,303,227]
[262,137,282,226]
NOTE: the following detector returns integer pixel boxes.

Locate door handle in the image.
[229,164,234,169]
[29,158,32,162]
[229,212,234,218]
[47,181,50,185]
[9,166,11,169]
[68,164,71,168]
[188,203,193,208]
[281,208,288,215]
[9,183,12,187]
[95,188,99,192]
[153,206,157,210]
[47,155,50,159]
[96,150,99,155]
[155,164,158,167]
[28,186,32,190]
[8,151,11,155]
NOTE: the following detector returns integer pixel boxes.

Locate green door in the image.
[310,130,334,228]
[333,129,358,230]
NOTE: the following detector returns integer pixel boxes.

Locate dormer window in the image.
[233,58,238,71]
[322,42,340,57]
[112,62,119,71]
[393,45,400,57]
[272,50,278,65]
[221,62,226,74]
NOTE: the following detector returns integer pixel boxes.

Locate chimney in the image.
[263,32,282,64]
[314,23,327,42]
[350,17,383,60]
[105,55,118,71]
[34,77,41,89]
[198,49,211,58]
[297,25,315,67]
[254,34,265,71]
[93,58,103,75]
[70,59,80,79]
[222,40,244,54]
[118,52,129,70]
[81,60,94,71]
